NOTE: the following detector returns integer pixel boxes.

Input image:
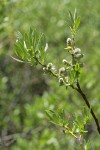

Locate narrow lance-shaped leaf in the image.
[68,10,74,24]
[40,33,46,62]
[45,110,54,120]
[14,43,25,59]
[73,9,77,22]
[33,29,39,52]
[74,16,81,31]
[24,33,31,49]
[66,18,73,30]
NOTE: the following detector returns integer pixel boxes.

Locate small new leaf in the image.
[14,28,47,65]
[74,16,81,31]
[68,10,74,24]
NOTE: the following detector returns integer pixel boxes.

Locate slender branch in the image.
[34,57,100,134]
[34,57,58,78]
[75,80,100,134]
[34,57,46,67]
[70,84,78,91]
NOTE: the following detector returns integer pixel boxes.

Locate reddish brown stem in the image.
[75,81,100,134]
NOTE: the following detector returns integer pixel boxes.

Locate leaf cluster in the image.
[14,28,46,65]
[46,107,89,139]
[67,10,81,36]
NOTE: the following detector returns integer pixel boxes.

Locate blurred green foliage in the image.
[0,0,100,149]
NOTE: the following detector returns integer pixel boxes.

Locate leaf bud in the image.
[47,62,53,70]
[74,54,84,59]
[67,38,72,46]
[66,83,70,89]
[62,59,67,64]
[62,59,71,66]
[74,48,81,54]
[65,76,69,83]
[43,67,47,71]
[59,78,64,86]
[59,67,65,75]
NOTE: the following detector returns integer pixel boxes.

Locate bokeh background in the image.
[0,0,100,149]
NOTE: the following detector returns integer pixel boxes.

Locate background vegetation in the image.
[0,0,100,149]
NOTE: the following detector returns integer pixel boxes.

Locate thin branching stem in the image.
[75,80,100,134]
[34,57,58,78]
[34,57,100,134]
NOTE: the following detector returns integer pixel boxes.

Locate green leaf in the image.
[14,43,25,59]
[66,21,72,31]
[11,56,25,63]
[72,123,77,133]
[45,110,54,120]
[65,46,72,51]
[14,27,47,65]
[68,10,74,24]
[75,63,80,71]
[82,107,89,125]
[24,33,31,49]
[69,69,76,83]
[45,110,59,125]
[73,9,77,21]
[74,16,81,31]
[57,109,65,120]
[75,115,84,132]
[67,10,80,35]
